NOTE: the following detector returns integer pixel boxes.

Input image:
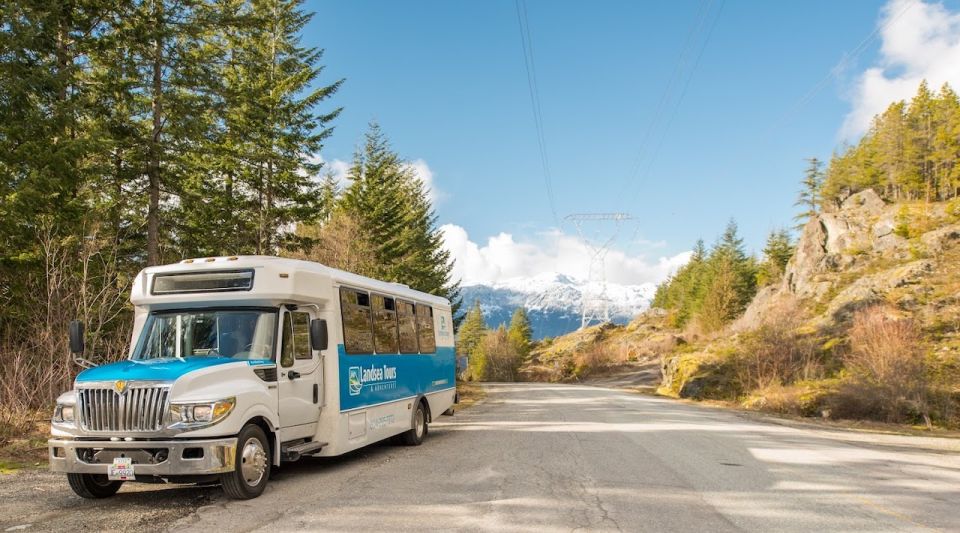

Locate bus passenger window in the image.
[416,304,436,354]
[340,288,374,354]
[397,300,418,354]
[372,294,399,353]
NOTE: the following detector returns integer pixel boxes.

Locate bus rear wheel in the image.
[400,400,428,446]
[221,423,271,499]
[67,473,123,499]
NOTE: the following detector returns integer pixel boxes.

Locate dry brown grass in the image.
[736,299,825,391]
[454,381,486,409]
[844,305,930,425]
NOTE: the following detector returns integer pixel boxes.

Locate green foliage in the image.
[653,220,758,331]
[821,81,960,206]
[332,123,461,312]
[0,1,460,414]
[507,307,533,359]
[794,158,824,228]
[457,301,486,358]
[756,229,794,287]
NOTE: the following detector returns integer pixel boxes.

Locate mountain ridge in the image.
[459,272,657,339]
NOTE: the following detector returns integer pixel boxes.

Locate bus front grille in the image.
[78,385,170,433]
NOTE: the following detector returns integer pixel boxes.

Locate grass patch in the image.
[455,381,486,409]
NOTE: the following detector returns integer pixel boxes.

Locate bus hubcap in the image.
[240,437,267,486]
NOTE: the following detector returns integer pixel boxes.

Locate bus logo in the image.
[348,367,362,396]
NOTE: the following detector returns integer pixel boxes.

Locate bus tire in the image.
[221,423,271,499]
[400,400,428,446]
[67,473,123,499]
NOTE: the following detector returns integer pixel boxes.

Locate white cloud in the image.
[308,155,444,203]
[405,159,446,204]
[440,224,691,286]
[842,0,960,137]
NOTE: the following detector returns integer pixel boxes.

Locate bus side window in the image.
[397,300,418,354]
[340,287,374,354]
[280,311,311,367]
[372,294,399,353]
[416,304,436,354]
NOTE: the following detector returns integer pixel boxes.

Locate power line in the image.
[766,0,914,134]
[515,0,560,226]
[620,0,713,197]
[626,0,725,204]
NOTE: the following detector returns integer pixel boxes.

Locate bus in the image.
[48,256,457,500]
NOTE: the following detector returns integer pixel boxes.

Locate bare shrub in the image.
[573,344,609,378]
[736,299,823,391]
[0,220,131,438]
[845,305,929,424]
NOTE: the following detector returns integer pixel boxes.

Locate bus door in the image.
[278,307,323,436]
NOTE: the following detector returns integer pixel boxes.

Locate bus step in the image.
[281,440,327,461]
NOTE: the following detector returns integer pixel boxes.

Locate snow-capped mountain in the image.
[459,272,657,339]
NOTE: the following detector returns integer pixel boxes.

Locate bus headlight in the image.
[53,403,75,424]
[169,397,235,429]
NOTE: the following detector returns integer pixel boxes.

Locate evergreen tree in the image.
[317,172,340,223]
[339,123,461,312]
[457,300,486,357]
[794,158,824,228]
[757,229,794,287]
[507,307,533,359]
[820,81,960,204]
[653,221,758,331]
[180,0,342,256]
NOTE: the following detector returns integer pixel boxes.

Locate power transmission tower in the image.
[564,213,635,329]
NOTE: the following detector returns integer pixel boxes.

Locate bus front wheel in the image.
[221,423,271,499]
[400,400,428,446]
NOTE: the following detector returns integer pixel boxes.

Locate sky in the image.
[304,0,960,287]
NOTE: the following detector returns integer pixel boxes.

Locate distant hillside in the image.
[459,272,656,339]
[526,189,960,428]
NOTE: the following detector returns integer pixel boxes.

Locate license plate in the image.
[108,457,135,481]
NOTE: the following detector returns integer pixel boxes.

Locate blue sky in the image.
[304,0,960,286]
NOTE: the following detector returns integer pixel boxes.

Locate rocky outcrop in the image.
[738,189,949,330]
[817,260,935,326]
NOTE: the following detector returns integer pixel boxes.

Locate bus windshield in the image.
[133,309,277,361]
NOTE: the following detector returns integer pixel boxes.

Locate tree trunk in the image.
[147,0,164,266]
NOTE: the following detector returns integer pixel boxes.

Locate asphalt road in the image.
[3,383,959,532]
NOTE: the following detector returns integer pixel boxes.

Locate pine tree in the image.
[317,172,340,223]
[757,229,794,287]
[794,158,824,228]
[457,300,486,357]
[507,307,533,359]
[339,123,461,312]
[179,0,343,256]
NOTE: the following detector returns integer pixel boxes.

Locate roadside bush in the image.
[572,344,608,378]
[741,380,838,417]
[469,327,523,382]
[735,300,824,391]
[844,305,930,425]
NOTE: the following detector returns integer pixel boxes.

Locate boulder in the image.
[920,223,960,254]
[840,189,885,214]
[818,260,934,326]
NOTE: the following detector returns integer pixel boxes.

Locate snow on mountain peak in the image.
[459,271,657,339]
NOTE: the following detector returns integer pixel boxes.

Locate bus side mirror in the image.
[310,319,328,351]
[69,320,85,354]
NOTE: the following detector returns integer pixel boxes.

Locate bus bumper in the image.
[48,437,237,476]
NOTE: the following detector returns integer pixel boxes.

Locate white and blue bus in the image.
[48,256,457,499]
